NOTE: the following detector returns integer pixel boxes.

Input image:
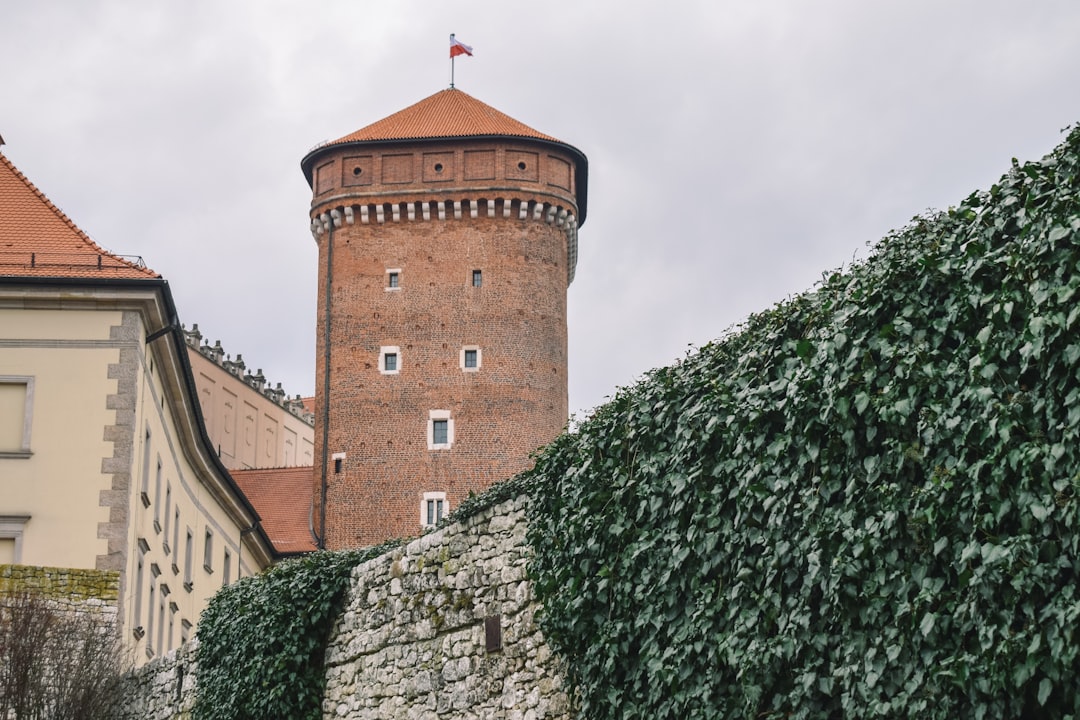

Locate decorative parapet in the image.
[310,196,580,285]
[181,324,315,426]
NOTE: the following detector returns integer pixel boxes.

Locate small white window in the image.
[472,269,482,287]
[427,410,454,449]
[0,376,34,458]
[386,268,402,291]
[460,346,481,372]
[421,492,448,529]
[379,346,401,375]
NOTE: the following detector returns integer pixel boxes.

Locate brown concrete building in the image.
[301,89,588,548]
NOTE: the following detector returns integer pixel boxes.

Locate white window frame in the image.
[427,410,454,450]
[0,515,30,564]
[385,268,402,291]
[420,492,448,529]
[460,346,481,372]
[379,346,401,375]
[0,376,34,458]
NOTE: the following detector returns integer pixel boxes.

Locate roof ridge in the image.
[326,88,564,146]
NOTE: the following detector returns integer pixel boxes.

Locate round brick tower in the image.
[301,88,587,549]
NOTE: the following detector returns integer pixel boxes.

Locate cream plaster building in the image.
[182,325,315,471]
[0,146,275,665]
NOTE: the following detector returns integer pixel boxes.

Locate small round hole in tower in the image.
[353,167,363,176]
[434,163,443,173]
[517,161,527,170]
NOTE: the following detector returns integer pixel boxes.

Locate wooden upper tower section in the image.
[303,89,589,549]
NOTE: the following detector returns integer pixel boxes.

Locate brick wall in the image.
[309,138,580,548]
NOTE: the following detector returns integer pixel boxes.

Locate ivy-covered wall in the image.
[526,124,1080,719]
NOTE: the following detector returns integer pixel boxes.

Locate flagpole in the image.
[450,33,456,88]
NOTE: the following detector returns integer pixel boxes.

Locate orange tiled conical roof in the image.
[327,88,563,146]
[0,151,158,280]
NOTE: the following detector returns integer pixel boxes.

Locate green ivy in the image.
[193,543,399,720]
[527,125,1080,719]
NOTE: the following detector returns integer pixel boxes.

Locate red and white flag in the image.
[450,35,473,58]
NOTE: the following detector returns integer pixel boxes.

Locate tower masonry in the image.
[302,89,588,549]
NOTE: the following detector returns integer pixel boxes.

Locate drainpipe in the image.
[316,209,337,550]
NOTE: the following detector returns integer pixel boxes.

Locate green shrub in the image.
[527,126,1080,719]
[194,543,398,720]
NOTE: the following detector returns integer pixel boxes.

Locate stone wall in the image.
[323,494,569,719]
[113,640,197,720]
[113,492,570,719]
[0,563,119,622]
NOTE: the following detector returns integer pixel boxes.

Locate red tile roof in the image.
[326,88,563,146]
[0,151,158,280]
[231,466,318,555]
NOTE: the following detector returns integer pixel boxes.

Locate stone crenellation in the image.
[181,323,314,424]
[113,492,571,719]
[310,196,580,284]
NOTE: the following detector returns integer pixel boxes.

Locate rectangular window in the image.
[427,410,454,449]
[167,608,175,653]
[432,419,448,445]
[0,538,14,565]
[203,529,214,573]
[153,458,163,531]
[157,593,165,657]
[133,550,145,637]
[223,550,232,587]
[172,509,180,573]
[472,269,482,287]
[163,486,172,554]
[147,584,156,656]
[421,492,448,528]
[427,499,444,525]
[140,428,151,505]
[0,377,34,457]
[386,270,401,289]
[461,346,481,372]
[380,346,401,374]
[184,529,194,590]
[0,516,29,564]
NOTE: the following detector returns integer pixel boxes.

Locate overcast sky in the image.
[4,1,1080,419]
